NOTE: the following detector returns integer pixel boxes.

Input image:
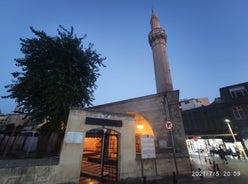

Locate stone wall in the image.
[90,91,189,155]
[0,164,57,184]
[90,91,191,175]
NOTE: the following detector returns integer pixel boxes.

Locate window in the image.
[229,86,248,98]
[232,106,246,120]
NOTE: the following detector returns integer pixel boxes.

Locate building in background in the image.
[182,82,248,158]
[180,97,210,111]
[220,82,248,152]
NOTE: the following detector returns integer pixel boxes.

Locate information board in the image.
[65,131,84,144]
[140,134,156,159]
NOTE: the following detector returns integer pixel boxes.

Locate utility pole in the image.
[164,95,179,176]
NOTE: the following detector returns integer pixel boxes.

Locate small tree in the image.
[3,26,105,133]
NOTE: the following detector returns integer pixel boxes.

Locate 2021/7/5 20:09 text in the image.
[192,170,241,177]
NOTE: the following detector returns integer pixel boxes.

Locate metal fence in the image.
[0,131,64,160]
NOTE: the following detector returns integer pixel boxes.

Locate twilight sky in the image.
[0,0,247,114]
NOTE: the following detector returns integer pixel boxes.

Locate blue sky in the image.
[0,0,247,114]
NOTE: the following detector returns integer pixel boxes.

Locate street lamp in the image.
[225,119,237,143]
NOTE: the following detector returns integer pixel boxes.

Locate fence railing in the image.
[0,131,64,160]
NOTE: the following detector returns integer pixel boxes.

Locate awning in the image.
[186,133,237,139]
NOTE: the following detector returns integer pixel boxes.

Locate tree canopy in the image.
[3,26,106,132]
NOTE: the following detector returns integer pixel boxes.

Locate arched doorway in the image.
[81,128,119,182]
[128,112,154,156]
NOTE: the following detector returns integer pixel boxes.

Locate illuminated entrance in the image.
[129,112,154,155]
[81,128,119,182]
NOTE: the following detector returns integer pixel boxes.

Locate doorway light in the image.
[137,123,144,130]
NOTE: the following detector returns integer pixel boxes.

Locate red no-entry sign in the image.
[165,120,174,131]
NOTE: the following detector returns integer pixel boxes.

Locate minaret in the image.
[148,10,173,93]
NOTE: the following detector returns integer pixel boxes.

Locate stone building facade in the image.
[90,91,188,156]
[89,91,191,176]
[55,90,191,182]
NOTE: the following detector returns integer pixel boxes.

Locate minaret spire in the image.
[150,9,160,29]
[148,9,173,93]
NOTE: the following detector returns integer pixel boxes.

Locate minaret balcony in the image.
[148,28,167,47]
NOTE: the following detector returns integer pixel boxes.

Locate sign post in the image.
[165,120,174,131]
[165,120,178,176]
[163,95,179,177]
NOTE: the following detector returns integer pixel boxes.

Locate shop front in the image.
[186,135,247,159]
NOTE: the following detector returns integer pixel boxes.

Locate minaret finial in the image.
[150,9,160,29]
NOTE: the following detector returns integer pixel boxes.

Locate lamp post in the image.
[225,119,237,143]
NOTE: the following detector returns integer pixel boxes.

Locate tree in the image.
[3,26,105,133]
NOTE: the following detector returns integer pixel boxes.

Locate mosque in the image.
[57,10,191,183]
